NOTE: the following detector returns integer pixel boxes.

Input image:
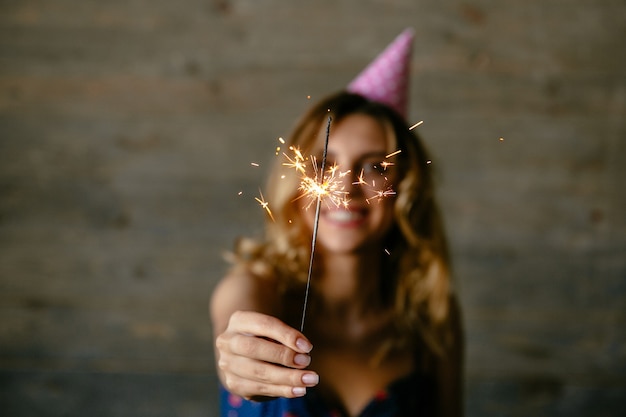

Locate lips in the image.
[323,207,366,226]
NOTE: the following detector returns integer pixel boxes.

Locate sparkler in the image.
[293,160,349,210]
[250,118,403,332]
[300,116,332,332]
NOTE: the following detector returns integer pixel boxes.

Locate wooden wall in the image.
[1,1,624,415]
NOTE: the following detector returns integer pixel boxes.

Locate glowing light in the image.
[366,186,397,203]
[351,154,399,205]
[293,157,349,210]
[282,146,308,174]
[353,169,368,186]
[251,162,259,167]
[409,120,423,130]
[379,160,394,170]
[255,190,275,222]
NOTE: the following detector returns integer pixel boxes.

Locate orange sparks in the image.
[409,120,424,130]
[366,187,396,203]
[255,190,275,222]
[282,146,349,210]
[379,160,394,170]
[282,146,307,174]
[353,169,368,186]
[385,150,402,159]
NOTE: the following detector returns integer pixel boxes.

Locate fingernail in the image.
[296,338,313,353]
[302,373,319,386]
[292,387,306,397]
[294,354,311,366]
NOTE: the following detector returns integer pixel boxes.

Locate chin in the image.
[317,235,385,255]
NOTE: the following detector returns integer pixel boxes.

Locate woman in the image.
[211,30,463,417]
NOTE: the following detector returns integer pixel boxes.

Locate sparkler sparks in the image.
[366,185,397,203]
[409,120,424,130]
[295,159,349,210]
[249,120,403,332]
[282,146,307,174]
[254,190,275,222]
[282,145,349,210]
[351,153,399,204]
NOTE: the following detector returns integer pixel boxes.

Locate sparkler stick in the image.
[300,116,332,332]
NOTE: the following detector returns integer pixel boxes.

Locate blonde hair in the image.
[230,92,454,357]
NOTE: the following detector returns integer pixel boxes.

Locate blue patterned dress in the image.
[219,371,436,417]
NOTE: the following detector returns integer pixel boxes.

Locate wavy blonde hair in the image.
[230,92,454,357]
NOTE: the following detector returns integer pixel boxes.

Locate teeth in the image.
[326,210,363,222]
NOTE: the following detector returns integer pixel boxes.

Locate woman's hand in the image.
[215,310,319,400]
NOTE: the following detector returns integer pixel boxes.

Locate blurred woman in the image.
[211,29,463,417]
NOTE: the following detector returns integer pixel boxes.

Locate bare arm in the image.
[210,271,319,400]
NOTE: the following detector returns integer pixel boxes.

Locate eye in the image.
[361,161,387,176]
[355,159,397,186]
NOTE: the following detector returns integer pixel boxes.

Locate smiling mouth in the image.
[323,208,366,225]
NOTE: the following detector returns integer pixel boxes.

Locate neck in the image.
[315,246,385,316]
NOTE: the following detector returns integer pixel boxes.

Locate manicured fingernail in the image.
[294,353,311,366]
[302,373,319,386]
[292,387,306,397]
[296,338,312,353]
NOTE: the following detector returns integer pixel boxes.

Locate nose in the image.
[341,168,366,198]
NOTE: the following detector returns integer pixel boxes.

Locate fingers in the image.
[221,354,319,399]
[228,311,313,354]
[215,310,319,399]
[226,332,311,369]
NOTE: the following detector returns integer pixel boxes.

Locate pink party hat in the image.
[347,28,414,117]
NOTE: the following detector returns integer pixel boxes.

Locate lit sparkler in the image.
[253,120,402,331]
[293,159,349,210]
[300,116,332,332]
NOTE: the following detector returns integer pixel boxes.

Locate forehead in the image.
[312,113,391,157]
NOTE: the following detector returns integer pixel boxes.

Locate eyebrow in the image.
[323,151,389,161]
